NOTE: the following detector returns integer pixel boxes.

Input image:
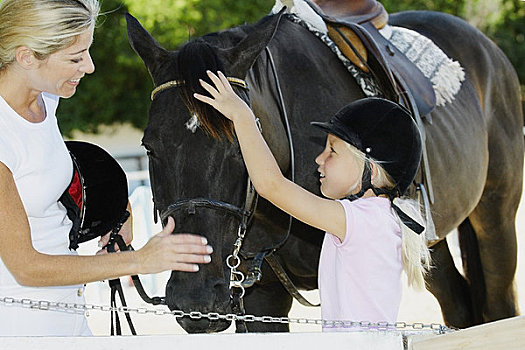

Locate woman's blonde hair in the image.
[0,0,100,71]
[346,143,432,290]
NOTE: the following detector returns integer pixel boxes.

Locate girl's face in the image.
[315,134,363,199]
[31,27,95,98]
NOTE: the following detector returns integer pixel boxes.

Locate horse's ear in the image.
[125,13,168,79]
[218,9,286,78]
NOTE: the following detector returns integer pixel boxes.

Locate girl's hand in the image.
[135,217,213,274]
[193,70,253,122]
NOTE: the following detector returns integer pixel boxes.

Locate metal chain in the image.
[0,296,454,334]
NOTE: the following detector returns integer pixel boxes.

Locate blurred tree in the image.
[58,0,523,135]
[58,0,274,135]
[381,0,524,112]
[483,0,525,111]
[124,0,275,49]
[58,0,152,135]
[381,0,465,15]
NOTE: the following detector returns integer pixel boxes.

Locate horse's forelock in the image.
[177,40,235,142]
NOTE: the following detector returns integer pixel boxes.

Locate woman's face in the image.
[315,134,363,199]
[32,27,95,98]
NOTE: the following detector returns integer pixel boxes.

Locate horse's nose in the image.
[166,277,230,312]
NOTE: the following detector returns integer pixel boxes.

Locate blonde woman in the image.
[0,0,212,336]
[195,71,431,331]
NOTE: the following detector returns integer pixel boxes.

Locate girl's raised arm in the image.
[194,71,347,241]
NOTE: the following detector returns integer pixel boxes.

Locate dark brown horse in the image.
[126,7,523,333]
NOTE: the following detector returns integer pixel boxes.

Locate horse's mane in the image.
[177,39,235,142]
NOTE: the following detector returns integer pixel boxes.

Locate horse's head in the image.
[126,12,284,333]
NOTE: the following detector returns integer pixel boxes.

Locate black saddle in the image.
[310,0,388,28]
[306,0,436,116]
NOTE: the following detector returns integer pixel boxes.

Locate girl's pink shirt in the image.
[318,197,402,331]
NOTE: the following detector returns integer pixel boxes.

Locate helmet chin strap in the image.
[346,156,374,201]
[345,156,424,235]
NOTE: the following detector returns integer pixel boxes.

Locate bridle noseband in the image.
[160,197,251,224]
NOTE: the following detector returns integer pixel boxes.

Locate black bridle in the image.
[151,75,260,274]
[151,76,257,258]
[150,71,276,280]
[151,49,320,307]
[121,47,318,335]
[160,195,254,227]
[151,76,259,333]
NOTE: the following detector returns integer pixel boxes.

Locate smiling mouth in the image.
[68,79,81,84]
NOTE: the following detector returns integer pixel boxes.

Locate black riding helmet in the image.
[311,97,422,197]
[59,141,129,250]
[311,97,424,234]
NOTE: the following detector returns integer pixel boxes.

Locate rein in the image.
[262,46,318,307]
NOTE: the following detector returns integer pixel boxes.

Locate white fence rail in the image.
[2,331,404,350]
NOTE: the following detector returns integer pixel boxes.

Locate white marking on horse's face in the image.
[185,114,200,133]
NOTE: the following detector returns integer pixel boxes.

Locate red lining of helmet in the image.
[68,169,82,209]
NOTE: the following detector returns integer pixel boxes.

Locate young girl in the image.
[195,71,431,331]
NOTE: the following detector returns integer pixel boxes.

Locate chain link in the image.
[0,296,454,334]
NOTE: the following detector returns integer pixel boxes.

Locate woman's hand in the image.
[135,217,213,274]
[97,202,133,254]
[193,70,253,122]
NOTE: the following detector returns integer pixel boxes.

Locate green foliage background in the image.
[57,0,525,135]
